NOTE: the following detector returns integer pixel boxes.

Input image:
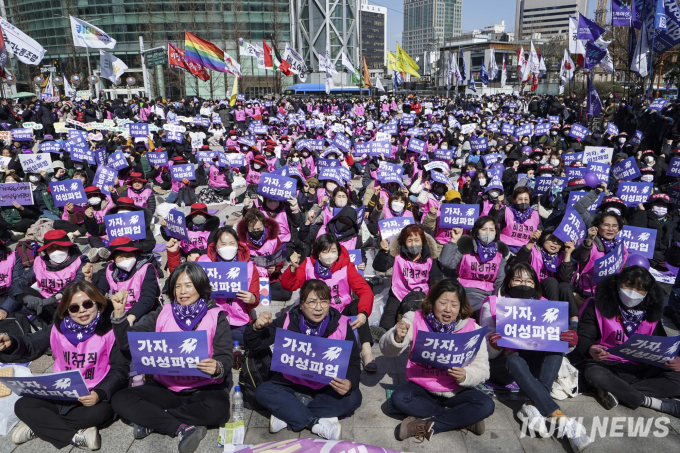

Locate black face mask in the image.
[507,285,535,299]
[434,186,446,197]
[516,202,530,211]
[249,230,264,240]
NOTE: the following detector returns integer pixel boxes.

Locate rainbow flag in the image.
[184,31,225,72]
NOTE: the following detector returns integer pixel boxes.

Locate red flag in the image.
[168,41,210,81]
[0,25,7,77]
[262,40,273,69]
[272,44,293,76]
[531,74,538,92]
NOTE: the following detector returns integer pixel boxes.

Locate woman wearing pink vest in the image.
[0,240,27,319]
[110,262,232,452]
[96,237,161,326]
[256,194,304,244]
[576,268,680,418]
[490,186,542,254]
[160,203,218,256]
[479,263,586,448]
[440,216,508,312]
[373,224,445,331]
[111,172,157,214]
[379,279,493,441]
[1,281,129,450]
[245,279,362,440]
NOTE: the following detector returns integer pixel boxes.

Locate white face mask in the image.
[292,157,299,162]
[254,164,262,170]
[88,197,101,205]
[29,175,40,183]
[116,257,136,272]
[640,174,654,182]
[618,138,626,144]
[652,205,668,217]
[391,201,405,212]
[522,141,529,146]
[551,131,558,136]
[48,250,69,264]
[550,159,560,166]
[319,252,338,267]
[217,245,238,261]
[326,182,337,192]
[335,197,348,207]
[619,288,646,308]
[478,178,487,186]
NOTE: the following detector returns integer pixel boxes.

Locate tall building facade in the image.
[402,0,462,60]
[360,0,386,75]
[515,0,589,40]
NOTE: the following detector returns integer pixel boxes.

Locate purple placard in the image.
[612,0,632,27]
[592,242,625,284]
[316,158,340,169]
[94,147,108,166]
[607,334,680,367]
[0,370,89,401]
[649,98,668,111]
[270,328,353,385]
[129,123,149,137]
[197,262,248,298]
[250,245,288,269]
[566,166,588,180]
[377,162,404,182]
[496,298,569,353]
[237,136,256,148]
[107,150,129,170]
[354,142,371,158]
[611,156,641,181]
[104,211,146,241]
[128,331,210,377]
[378,217,415,240]
[347,249,363,277]
[429,170,449,185]
[553,208,586,244]
[630,130,644,146]
[407,138,426,154]
[616,182,653,207]
[318,167,346,186]
[381,123,398,134]
[469,137,488,152]
[534,122,551,137]
[11,128,32,141]
[257,173,296,202]
[401,113,416,125]
[68,129,87,139]
[297,139,324,151]
[164,209,190,241]
[501,123,516,136]
[370,141,391,157]
[669,185,680,208]
[666,157,680,177]
[534,176,567,194]
[250,125,268,135]
[486,123,499,133]
[166,131,184,143]
[562,152,584,166]
[569,124,589,140]
[70,147,95,164]
[439,204,479,229]
[197,151,218,165]
[606,122,619,136]
[619,225,656,260]
[170,164,196,182]
[434,148,454,160]
[567,191,604,213]
[221,153,245,169]
[49,179,87,207]
[332,132,351,152]
[0,182,34,206]
[93,165,117,196]
[548,115,560,124]
[587,162,611,184]
[411,326,488,369]
[514,123,533,138]
[147,151,168,167]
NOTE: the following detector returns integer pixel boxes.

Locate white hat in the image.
[52,160,65,169]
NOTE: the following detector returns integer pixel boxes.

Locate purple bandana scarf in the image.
[425,310,456,334]
[172,298,207,331]
[299,313,331,337]
[61,312,101,346]
[540,248,559,273]
[475,239,498,264]
[600,236,618,254]
[247,227,267,247]
[619,306,646,335]
[508,204,534,224]
[314,259,332,279]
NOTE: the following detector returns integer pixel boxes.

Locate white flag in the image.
[562,49,575,80]
[488,48,498,80]
[529,41,540,75]
[100,50,128,84]
[325,69,334,94]
[239,42,259,57]
[63,75,76,98]
[568,16,586,55]
[631,23,649,77]
[0,17,45,66]
[375,76,385,92]
[224,52,241,77]
[452,54,462,85]
[44,74,54,96]
[538,56,547,77]
[342,51,359,77]
[501,54,507,88]
[70,16,116,49]
[598,49,614,73]
[282,45,308,82]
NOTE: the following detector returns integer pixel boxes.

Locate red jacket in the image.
[280,246,373,316]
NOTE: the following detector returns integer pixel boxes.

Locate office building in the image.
[515,0,589,40]
[403,0,462,62]
[360,0,386,77]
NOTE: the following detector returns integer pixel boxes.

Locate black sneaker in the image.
[177,425,207,453]
[134,424,154,439]
[660,398,680,418]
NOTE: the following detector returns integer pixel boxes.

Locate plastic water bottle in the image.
[232,386,244,422]
[232,341,243,371]
[181,200,186,208]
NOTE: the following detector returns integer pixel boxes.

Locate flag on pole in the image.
[655,0,667,31]
[262,40,273,69]
[271,43,293,76]
[386,51,397,71]
[569,16,586,55]
[325,68,334,95]
[562,49,575,80]
[468,68,477,93]
[480,60,489,86]
[500,54,507,87]
[70,16,116,49]
[99,50,128,84]
[396,43,420,78]
[559,61,566,95]
[63,74,76,98]
[631,22,649,77]
[529,41,540,75]
[538,55,547,77]
[44,74,54,96]
[488,48,498,80]
[446,55,453,90]
[342,51,359,77]
[452,53,462,85]
[376,76,385,92]
[224,52,241,78]
[394,71,403,90]
[587,75,603,117]
[517,46,525,75]
[577,13,606,41]
[0,24,9,76]
[229,76,239,106]
[461,50,466,82]
[362,56,371,88]
[184,31,226,72]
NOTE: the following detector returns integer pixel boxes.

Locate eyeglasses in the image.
[304,299,330,308]
[68,300,95,313]
[511,278,535,287]
[601,223,619,230]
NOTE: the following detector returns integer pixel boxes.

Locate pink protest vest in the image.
[153,304,224,391]
[384,206,413,220]
[234,110,246,122]
[265,156,278,173]
[34,255,83,297]
[129,188,152,208]
[481,199,494,216]
[315,207,336,238]
[528,246,565,282]
[260,208,291,243]
[392,255,432,300]
[0,252,16,293]
[181,229,211,253]
[303,156,316,178]
[579,244,629,294]
[355,105,365,116]
[457,250,502,292]
[61,204,87,222]
[405,310,476,392]
[155,162,173,184]
[209,165,230,188]
[500,209,540,247]
[594,302,657,364]
[303,258,352,312]
[246,169,262,185]
[51,324,115,391]
[281,312,350,390]
[248,238,280,277]
[212,260,256,327]
[382,103,389,112]
[105,263,158,311]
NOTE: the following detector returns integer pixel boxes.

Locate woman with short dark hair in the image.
[0,280,129,450]
[110,262,233,453]
[490,186,542,253]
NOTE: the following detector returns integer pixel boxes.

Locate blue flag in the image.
[587,75,603,117]
[394,71,403,91]
[480,59,489,86]
[612,0,632,27]
[461,50,466,82]
[655,0,667,30]
[577,13,606,41]
[467,69,476,93]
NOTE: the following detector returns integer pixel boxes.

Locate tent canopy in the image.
[10,92,37,99]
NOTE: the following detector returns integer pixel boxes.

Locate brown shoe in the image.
[397,416,434,442]
[463,419,485,436]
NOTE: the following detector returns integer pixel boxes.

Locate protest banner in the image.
[170,164,196,182]
[606,122,619,136]
[607,334,680,367]
[92,166,117,195]
[0,182,34,206]
[332,132,351,151]
[250,245,287,269]
[406,138,426,154]
[501,123,516,136]
[667,157,680,177]
[568,124,589,140]
[496,298,569,353]
[586,162,611,184]
[147,151,168,167]
[198,262,248,298]
[105,211,146,241]
[439,204,479,229]
[534,122,551,137]
[39,141,61,154]
[567,191,604,213]
[128,331,210,377]
[129,123,149,138]
[534,176,567,195]
[434,148,454,160]
[257,173,296,202]
[619,225,656,260]
[11,128,32,141]
[424,161,449,172]
[107,150,129,171]
[616,182,653,207]
[164,209,190,241]
[18,153,52,173]
[482,153,503,167]
[0,370,89,401]
[70,147,95,164]
[49,179,87,207]
[553,208,586,245]
[583,146,614,164]
[379,217,415,240]
[592,242,626,284]
[469,137,488,152]
[411,326,488,370]
[611,156,640,181]
[562,152,584,166]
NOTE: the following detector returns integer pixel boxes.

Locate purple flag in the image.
[128,331,210,377]
[197,262,248,298]
[257,173,296,202]
[632,0,644,29]
[439,204,479,229]
[619,225,656,259]
[612,0,632,27]
[585,44,607,70]
[411,326,488,369]
[93,166,117,196]
[496,298,570,353]
[616,182,653,206]
[611,156,641,181]
[164,209,190,241]
[270,328,353,385]
[655,0,667,30]
[592,242,626,283]
[105,211,146,241]
[553,208,587,244]
[607,334,680,367]
[577,13,606,41]
[0,182,34,206]
[49,179,87,207]
[587,75,603,117]
[379,217,415,240]
[171,163,196,182]
[0,370,89,401]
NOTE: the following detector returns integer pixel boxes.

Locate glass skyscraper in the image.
[402,0,462,60]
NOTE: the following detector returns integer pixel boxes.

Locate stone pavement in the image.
[2,188,680,453]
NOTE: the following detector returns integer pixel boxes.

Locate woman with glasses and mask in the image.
[245,279,362,440]
[575,267,680,418]
[479,263,587,450]
[490,186,542,254]
[110,262,233,453]
[0,281,129,450]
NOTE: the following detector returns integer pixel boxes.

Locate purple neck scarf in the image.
[508,204,534,224]
[475,239,498,264]
[600,236,618,254]
[314,259,332,279]
[61,312,101,346]
[299,313,331,337]
[619,306,646,335]
[425,311,456,334]
[247,227,267,247]
[172,298,207,331]
[540,248,559,273]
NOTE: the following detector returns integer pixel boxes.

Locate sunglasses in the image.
[68,300,95,313]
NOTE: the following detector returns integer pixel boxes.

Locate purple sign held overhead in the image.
[11,128,32,141]
[379,217,415,240]
[534,176,567,195]
[270,328,353,385]
[592,242,626,284]
[534,122,551,137]
[562,152,584,166]
[666,157,680,177]
[587,162,611,184]
[370,141,391,157]
[439,204,479,229]
[401,113,416,125]
[93,165,117,196]
[377,162,404,182]
[0,370,89,401]
[566,166,588,180]
[501,123,516,136]
[164,209,190,241]
[619,225,656,259]
[630,130,644,146]
[347,249,363,276]
[128,331,210,377]
[649,98,669,111]
[569,124,590,140]
[407,138,426,154]
[147,151,168,167]
[514,123,533,138]
[39,141,61,154]
[496,298,569,353]
[606,122,619,136]
[258,173,296,202]
[567,192,604,213]
[0,182,34,206]
[354,142,371,158]
[198,262,248,298]
[49,179,87,207]
[105,211,146,241]
[607,334,680,367]
[611,156,640,181]
[553,208,586,244]
[411,326,488,370]
[171,164,196,182]
[469,137,488,152]
[332,132,352,152]
[434,148,454,160]
[107,150,129,170]
[70,147,95,164]
[616,182,653,207]
[129,123,149,137]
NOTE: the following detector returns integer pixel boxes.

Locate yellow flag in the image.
[396,43,420,78]
[386,51,397,70]
[229,76,239,106]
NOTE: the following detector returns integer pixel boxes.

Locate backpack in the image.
[24,218,54,244]
[237,348,272,411]
[15,240,37,268]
